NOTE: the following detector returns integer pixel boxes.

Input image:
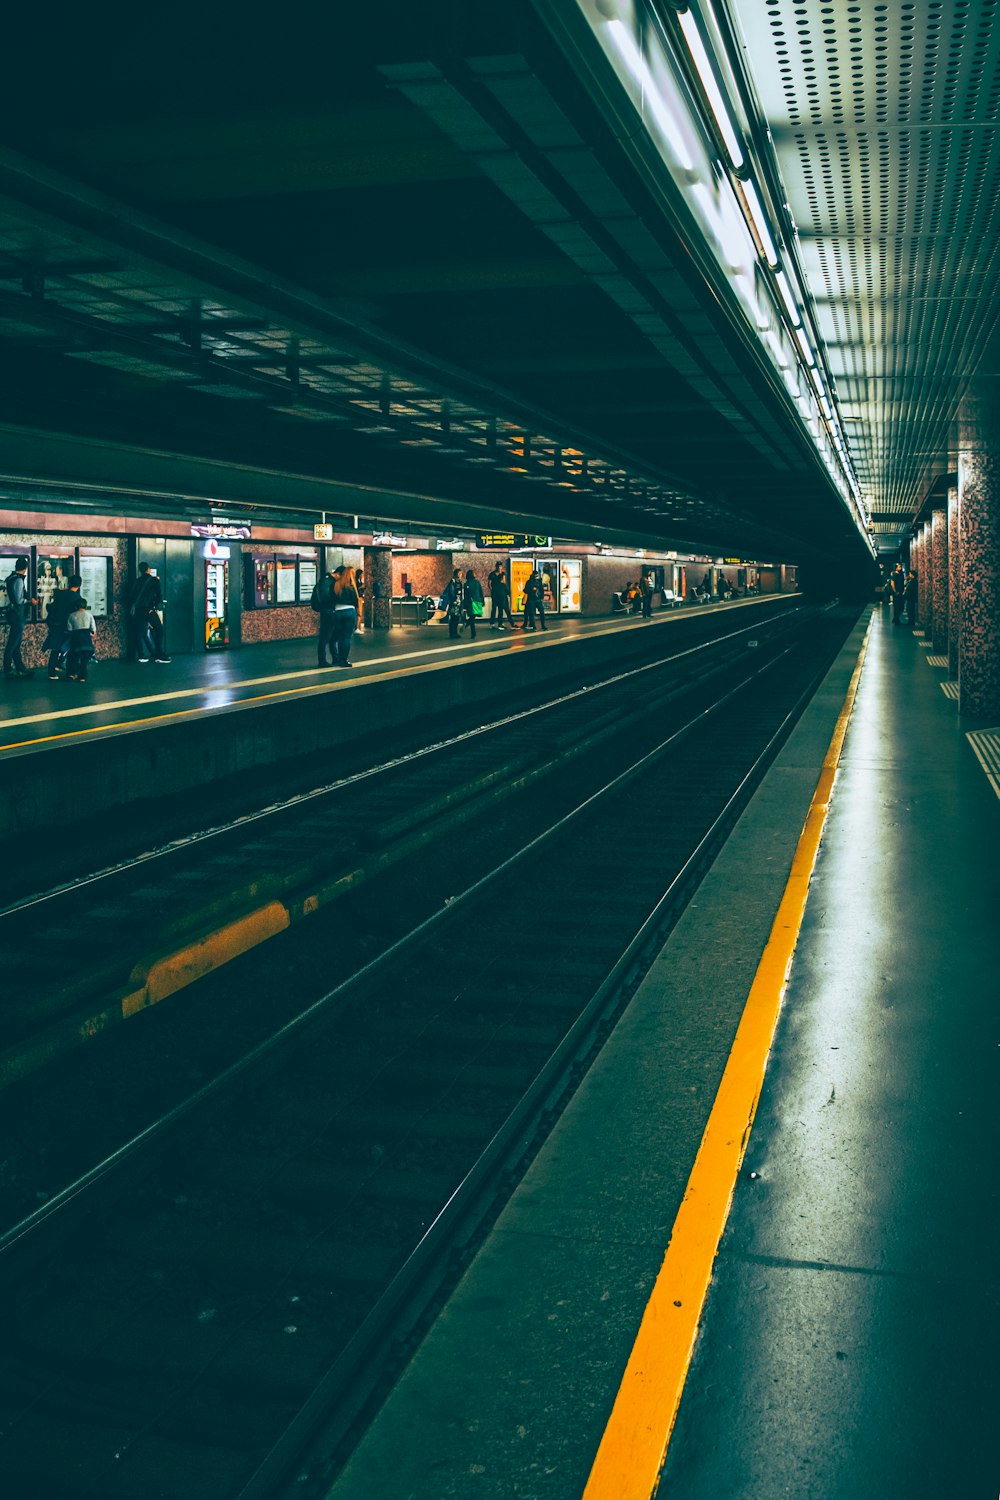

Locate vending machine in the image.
[203,541,229,649]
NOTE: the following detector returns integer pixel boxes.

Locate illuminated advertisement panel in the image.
[557,559,581,613]
[510,558,533,615]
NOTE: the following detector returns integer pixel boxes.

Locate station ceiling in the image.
[0,1,991,563]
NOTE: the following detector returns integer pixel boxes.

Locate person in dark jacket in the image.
[126,563,170,662]
[443,568,464,638]
[3,556,37,679]
[315,566,338,666]
[523,568,548,630]
[43,572,84,679]
[463,569,484,640]
[488,564,514,630]
[640,571,655,619]
[903,569,918,626]
[890,562,906,623]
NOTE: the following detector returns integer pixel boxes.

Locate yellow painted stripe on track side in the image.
[582,617,872,1500]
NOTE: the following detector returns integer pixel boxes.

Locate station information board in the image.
[475,532,552,549]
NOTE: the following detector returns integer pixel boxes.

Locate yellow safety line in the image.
[0,629,550,752]
[583,617,872,1500]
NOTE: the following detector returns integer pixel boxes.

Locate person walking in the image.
[3,556,37,680]
[313,564,338,666]
[489,564,514,630]
[523,568,548,630]
[65,596,96,683]
[331,564,360,666]
[463,569,484,640]
[43,572,84,679]
[126,563,171,662]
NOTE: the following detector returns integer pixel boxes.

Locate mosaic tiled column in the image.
[931,505,948,653]
[910,532,921,625]
[948,484,961,680]
[957,449,1000,718]
[363,546,392,630]
[924,519,935,634]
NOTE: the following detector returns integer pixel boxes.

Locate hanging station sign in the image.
[191,518,252,539]
[475,532,552,549]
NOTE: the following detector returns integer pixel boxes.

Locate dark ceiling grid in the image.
[0,182,731,546]
[380,51,829,550]
[730,0,1000,546]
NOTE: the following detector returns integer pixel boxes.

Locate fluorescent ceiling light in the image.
[606,20,694,172]
[775,269,800,325]
[793,325,816,366]
[741,179,779,268]
[677,8,745,170]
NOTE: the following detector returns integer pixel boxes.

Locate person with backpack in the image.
[65,595,97,683]
[3,556,37,680]
[312,565,339,667]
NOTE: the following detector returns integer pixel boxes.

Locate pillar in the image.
[922,519,934,633]
[910,533,921,624]
[947,484,961,681]
[363,546,392,630]
[957,448,1000,718]
[931,505,948,654]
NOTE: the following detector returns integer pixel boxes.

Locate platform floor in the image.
[323,606,999,1500]
[0,601,739,755]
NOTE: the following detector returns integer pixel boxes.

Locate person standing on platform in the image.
[44,572,83,679]
[523,568,548,630]
[313,564,339,666]
[355,569,365,635]
[65,596,96,683]
[903,568,917,626]
[332,564,360,667]
[488,563,513,630]
[3,556,37,680]
[126,563,171,662]
[640,571,655,619]
[463,569,484,640]
[890,561,905,624]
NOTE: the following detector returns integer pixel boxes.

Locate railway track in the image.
[0,602,858,1499]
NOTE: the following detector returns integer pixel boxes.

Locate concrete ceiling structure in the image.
[1,1,986,568]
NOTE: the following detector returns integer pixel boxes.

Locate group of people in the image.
[3,555,99,683]
[3,557,172,685]
[885,562,918,624]
[621,574,658,617]
[438,564,550,638]
[313,563,362,667]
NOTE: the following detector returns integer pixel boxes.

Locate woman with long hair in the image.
[332,565,360,667]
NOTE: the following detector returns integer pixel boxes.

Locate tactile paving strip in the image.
[966,728,1000,800]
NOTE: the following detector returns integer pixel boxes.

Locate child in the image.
[66,597,96,682]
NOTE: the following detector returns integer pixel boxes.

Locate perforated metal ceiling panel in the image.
[727,0,1000,546]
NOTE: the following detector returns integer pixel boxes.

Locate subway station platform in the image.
[0,602,736,757]
[324,606,999,1500]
